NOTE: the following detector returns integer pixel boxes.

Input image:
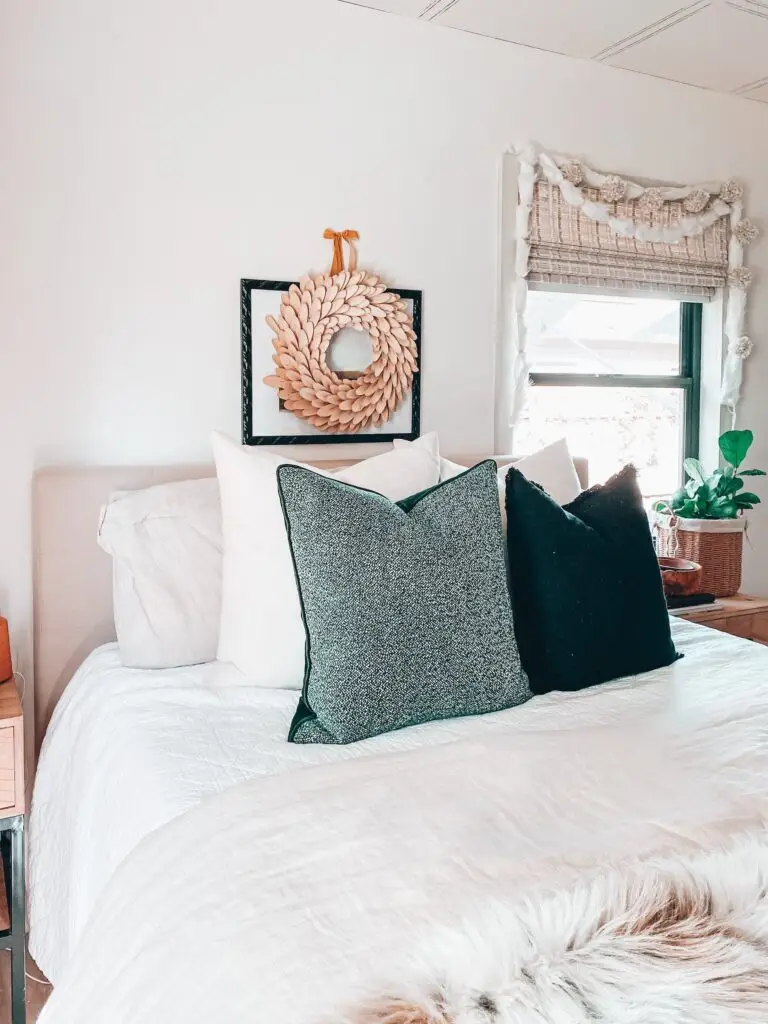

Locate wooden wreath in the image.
[262,231,418,433]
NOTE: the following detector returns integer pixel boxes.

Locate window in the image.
[516,290,701,499]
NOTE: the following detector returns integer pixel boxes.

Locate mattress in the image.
[29,620,754,986]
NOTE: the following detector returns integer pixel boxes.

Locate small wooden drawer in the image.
[701,617,729,632]
[725,615,755,639]
[0,726,18,811]
[677,597,768,645]
[0,728,14,772]
[751,612,768,644]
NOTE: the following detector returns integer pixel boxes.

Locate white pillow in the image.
[417,440,581,503]
[502,439,582,506]
[395,437,582,527]
[213,431,441,688]
[98,477,222,669]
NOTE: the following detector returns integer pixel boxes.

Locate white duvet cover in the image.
[31,642,526,983]
[35,622,768,1023]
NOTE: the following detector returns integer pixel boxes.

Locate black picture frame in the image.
[241,278,422,446]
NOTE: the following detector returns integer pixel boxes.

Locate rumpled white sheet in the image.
[32,642,547,983]
[36,621,768,1023]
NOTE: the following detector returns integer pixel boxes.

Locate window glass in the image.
[516,386,684,499]
[526,291,681,375]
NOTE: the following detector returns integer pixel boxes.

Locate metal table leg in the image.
[9,819,25,1024]
[0,818,25,1024]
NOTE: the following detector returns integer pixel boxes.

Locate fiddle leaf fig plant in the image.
[655,429,765,520]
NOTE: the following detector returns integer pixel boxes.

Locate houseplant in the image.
[654,429,765,597]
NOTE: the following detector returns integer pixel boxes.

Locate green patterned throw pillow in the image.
[277,460,531,744]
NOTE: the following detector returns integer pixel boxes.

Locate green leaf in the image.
[686,480,712,517]
[679,501,698,517]
[717,468,739,494]
[684,457,706,485]
[737,492,761,505]
[741,469,767,476]
[719,429,753,469]
[707,469,724,490]
[668,488,687,511]
[711,495,738,517]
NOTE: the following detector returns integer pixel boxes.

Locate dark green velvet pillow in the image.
[278,460,531,744]
[504,463,680,694]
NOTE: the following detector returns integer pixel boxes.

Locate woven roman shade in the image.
[529,182,729,297]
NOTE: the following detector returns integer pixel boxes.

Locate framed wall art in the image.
[241,275,422,446]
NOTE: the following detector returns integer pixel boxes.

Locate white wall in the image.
[2,0,768,714]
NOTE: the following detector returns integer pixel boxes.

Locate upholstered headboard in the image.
[32,454,588,748]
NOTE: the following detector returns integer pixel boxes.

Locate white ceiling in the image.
[342,0,768,103]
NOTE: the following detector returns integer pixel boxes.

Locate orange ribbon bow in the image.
[323,229,360,275]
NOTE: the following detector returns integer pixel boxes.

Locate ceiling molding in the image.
[343,0,768,104]
[594,2,709,61]
[420,0,463,19]
[336,1,390,11]
[727,0,768,18]
[734,73,768,94]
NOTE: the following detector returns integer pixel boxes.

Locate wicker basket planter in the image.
[655,514,746,598]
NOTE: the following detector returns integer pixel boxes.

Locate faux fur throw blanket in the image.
[342,833,768,1024]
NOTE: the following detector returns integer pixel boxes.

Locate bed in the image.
[28,459,768,1023]
[28,453,588,983]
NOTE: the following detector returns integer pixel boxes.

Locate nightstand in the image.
[673,594,768,643]
[0,677,25,1023]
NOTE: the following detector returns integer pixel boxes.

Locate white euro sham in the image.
[97,477,222,669]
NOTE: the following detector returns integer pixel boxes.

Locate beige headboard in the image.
[33,454,588,749]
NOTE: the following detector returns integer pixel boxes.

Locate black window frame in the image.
[528,300,702,480]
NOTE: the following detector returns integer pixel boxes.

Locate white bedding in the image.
[33,621,768,1022]
[32,637,621,983]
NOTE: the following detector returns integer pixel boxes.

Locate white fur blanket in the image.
[345,834,768,1024]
